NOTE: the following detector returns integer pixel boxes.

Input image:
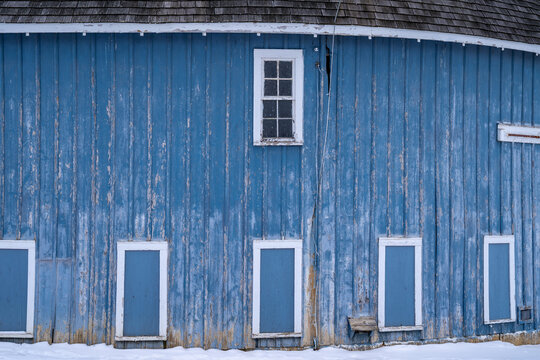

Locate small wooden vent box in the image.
[348,316,377,332]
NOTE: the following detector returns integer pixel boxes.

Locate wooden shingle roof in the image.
[0,1,539,45]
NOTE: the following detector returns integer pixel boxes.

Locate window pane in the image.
[124,250,160,336]
[263,100,277,118]
[260,249,295,333]
[279,61,292,78]
[278,100,292,118]
[279,119,293,138]
[264,80,277,96]
[489,243,511,320]
[385,246,415,327]
[279,80,292,96]
[0,249,28,332]
[264,61,277,78]
[263,119,277,138]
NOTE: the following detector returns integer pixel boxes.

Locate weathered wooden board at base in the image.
[0,33,538,349]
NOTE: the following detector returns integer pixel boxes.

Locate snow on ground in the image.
[0,341,539,360]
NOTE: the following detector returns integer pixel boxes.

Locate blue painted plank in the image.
[54,259,72,342]
[0,36,4,239]
[388,38,405,237]
[404,39,421,237]
[299,34,321,347]
[463,45,479,337]
[532,54,540,329]
[113,34,132,241]
[334,36,355,344]
[56,34,75,259]
[489,243,511,321]
[187,34,207,348]
[0,249,28,331]
[168,34,189,347]
[385,246,415,327]
[449,43,465,337]
[520,52,534,332]
[353,37,373,318]
[132,35,150,239]
[259,249,295,333]
[371,37,390,342]
[420,41,437,339]
[3,35,22,239]
[318,34,338,345]
[434,42,450,338]
[72,34,94,344]
[91,34,113,343]
[510,50,523,334]
[20,35,38,240]
[124,250,160,336]
[205,33,227,348]
[150,35,169,240]
[476,45,491,335]
[36,34,59,342]
[54,36,75,341]
[223,33,247,349]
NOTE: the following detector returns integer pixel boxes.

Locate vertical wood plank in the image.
[186,34,206,348]
[463,45,479,337]
[205,33,226,348]
[3,34,22,238]
[21,34,39,240]
[334,36,355,344]
[449,43,465,337]
[72,33,93,344]
[168,33,189,347]
[434,42,450,339]
[353,37,373,319]
[420,41,437,339]
[371,37,390,340]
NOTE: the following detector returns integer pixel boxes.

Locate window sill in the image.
[254,140,303,146]
[115,336,166,342]
[378,325,423,332]
[485,319,515,325]
[252,332,302,339]
[0,331,33,338]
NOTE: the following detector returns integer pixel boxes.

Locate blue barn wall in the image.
[0,33,539,349]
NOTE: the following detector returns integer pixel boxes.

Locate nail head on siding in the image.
[202,32,207,36]
[25,32,29,36]
[313,34,318,38]
[257,33,261,36]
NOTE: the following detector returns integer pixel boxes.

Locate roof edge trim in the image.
[0,22,538,54]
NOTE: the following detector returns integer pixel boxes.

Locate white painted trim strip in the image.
[252,239,303,338]
[498,123,540,145]
[115,240,168,341]
[378,237,423,331]
[483,235,516,324]
[0,22,538,54]
[0,240,35,338]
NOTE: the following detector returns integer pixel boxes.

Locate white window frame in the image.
[378,237,423,332]
[0,240,35,338]
[252,239,302,338]
[497,123,540,144]
[115,241,168,341]
[483,235,516,324]
[253,49,303,146]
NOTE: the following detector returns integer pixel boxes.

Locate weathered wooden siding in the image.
[0,33,539,349]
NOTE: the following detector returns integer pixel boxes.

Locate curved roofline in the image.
[0,22,539,54]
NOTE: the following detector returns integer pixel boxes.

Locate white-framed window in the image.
[253,49,303,146]
[252,239,302,338]
[484,235,516,324]
[115,241,168,341]
[378,237,422,332]
[0,240,35,338]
